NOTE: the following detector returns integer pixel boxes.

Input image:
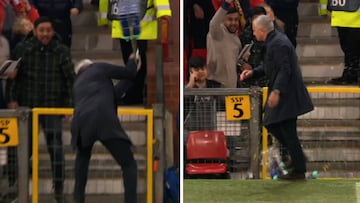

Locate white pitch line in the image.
[356,182,360,203]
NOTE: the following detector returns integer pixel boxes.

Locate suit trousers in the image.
[115,39,147,104]
[266,118,306,173]
[337,27,360,80]
[73,138,137,203]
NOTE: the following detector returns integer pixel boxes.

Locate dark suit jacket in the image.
[253,30,313,126]
[71,60,137,149]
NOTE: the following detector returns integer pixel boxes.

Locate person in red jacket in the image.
[0,0,39,39]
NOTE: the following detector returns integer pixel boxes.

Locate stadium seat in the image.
[185,130,228,176]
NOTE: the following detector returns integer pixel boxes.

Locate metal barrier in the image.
[262,87,360,179]
[184,86,360,180]
[0,108,30,203]
[184,87,263,178]
[31,108,154,203]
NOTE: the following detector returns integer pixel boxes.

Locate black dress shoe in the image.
[329,76,357,85]
[278,172,305,181]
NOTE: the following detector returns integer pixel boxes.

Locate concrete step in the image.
[38,129,147,146]
[298,1,320,17]
[71,26,118,52]
[300,106,360,120]
[38,149,146,170]
[306,162,360,175]
[37,194,147,203]
[299,126,360,140]
[71,3,99,27]
[298,119,360,127]
[300,56,344,80]
[302,140,360,148]
[71,50,123,65]
[298,16,337,38]
[296,37,342,58]
[32,178,147,194]
[304,148,360,162]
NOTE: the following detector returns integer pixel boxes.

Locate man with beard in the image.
[206,0,242,88]
[7,16,74,202]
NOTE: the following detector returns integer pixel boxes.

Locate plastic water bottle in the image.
[309,170,319,179]
[270,158,279,179]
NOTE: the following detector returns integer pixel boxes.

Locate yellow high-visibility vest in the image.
[331,10,360,28]
[318,0,328,16]
[98,0,109,26]
[98,0,172,40]
[318,0,360,28]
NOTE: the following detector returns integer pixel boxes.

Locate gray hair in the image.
[253,15,274,33]
[74,59,93,74]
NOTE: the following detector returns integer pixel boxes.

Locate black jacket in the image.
[71,60,137,149]
[30,0,83,18]
[253,30,313,125]
[266,0,299,9]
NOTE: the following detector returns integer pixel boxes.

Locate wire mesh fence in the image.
[184,87,360,180]
[183,88,263,179]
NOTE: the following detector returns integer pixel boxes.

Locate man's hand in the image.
[7,102,18,109]
[193,4,204,19]
[7,69,18,79]
[129,52,142,72]
[135,49,141,72]
[240,69,253,81]
[160,15,171,23]
[241,63,252,71]
[187,71,198,88]
[70,8,80,16]
[268,91,280,108]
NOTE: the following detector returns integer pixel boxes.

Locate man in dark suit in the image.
[240,15,313,180]
[71,54,140,203]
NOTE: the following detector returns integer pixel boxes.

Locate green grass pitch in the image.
[183,179,360,203]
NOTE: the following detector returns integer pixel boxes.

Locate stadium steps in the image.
[297,0,344,83]
[295,0,360,177]
[35,112,149,198]
[297,92,360,178]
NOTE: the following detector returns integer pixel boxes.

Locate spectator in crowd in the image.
[265,0,298,47]
[240,15,313,180]
[6,17,74,202]
[207,0,242,88]
[0,0,39,40]
[71,54,141,203]
[212,0,251,21]
[319,0,360,85]
[1,33,18,193]
[183,56,223,177]
[0,34,10,108]
[99,0,171,105]
[30,0,83,47]
[185,56,223,89]
[238,6,268,87]
[9,16,34,51]
[259,3,284,32]
[186,0,215,60]
[184,56,223,136]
